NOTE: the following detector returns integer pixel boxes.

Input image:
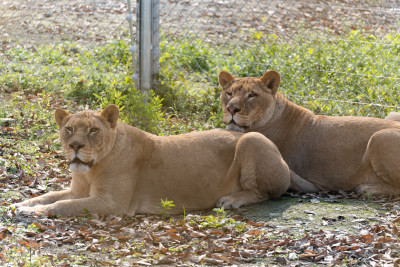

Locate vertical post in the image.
[126,0,137,82]
[136,0,159,99]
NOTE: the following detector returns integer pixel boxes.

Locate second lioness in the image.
[219,70,400,195]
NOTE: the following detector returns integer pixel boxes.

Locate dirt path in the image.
[1,0,399,52]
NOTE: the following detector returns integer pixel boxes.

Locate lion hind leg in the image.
[217,132,291,209]
[357,128,400,195]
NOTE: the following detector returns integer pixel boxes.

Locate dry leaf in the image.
[190,231,206,238]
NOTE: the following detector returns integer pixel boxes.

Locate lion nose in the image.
[69,142,85,152]
[228,106,241,115]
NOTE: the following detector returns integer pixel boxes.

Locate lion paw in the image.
[14,205,49,217]
[14,206,36,216]
[12,199,34,209]
[216,195,245,209]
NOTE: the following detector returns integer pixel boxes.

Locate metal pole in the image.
[126,0,137,84]
[141,0,152,95]
[136,0,159,99]
[152,0,160,88]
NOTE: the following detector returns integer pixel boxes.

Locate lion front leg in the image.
[13,189,75,209]
[14,173,91,209]
[217,132,291,209]
[16,196,117,217]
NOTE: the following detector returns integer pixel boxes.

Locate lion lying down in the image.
[14,104,297,216]
[219,70,400,195]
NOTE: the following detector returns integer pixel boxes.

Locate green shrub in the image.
[95,83,165,135]
[2,30,400,137]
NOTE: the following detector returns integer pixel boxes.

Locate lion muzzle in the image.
[68,158,94,167]
[67,157,95,173]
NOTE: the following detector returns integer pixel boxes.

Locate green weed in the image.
[212,206,227,218]
[159,199,175,219]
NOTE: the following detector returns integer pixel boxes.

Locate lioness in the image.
[219,70,400,195]
[14,104,292,216]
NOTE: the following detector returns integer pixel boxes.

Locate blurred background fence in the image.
[158,0,400,117]
[2,0,400,119]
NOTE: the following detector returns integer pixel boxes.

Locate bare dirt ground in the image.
[1,0,400,51]
[0,0,130,52]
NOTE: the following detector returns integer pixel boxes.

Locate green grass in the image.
[2,30,400,136]
[160,30,400,118]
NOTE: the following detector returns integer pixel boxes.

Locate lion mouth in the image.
[226,121,248,133]
[68,158,94,167]
[228,117,248,129]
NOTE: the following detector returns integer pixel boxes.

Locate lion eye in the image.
[226,92,232,97]
[90,128,99,134]
[248,92,257,98]
[65,127,73,133]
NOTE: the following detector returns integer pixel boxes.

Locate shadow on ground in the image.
[236,194,386,235]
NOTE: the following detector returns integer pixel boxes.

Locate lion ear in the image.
[55,109,70,128]
[260,70,281,94]
[101,104,120,128]
[219,71,236,89]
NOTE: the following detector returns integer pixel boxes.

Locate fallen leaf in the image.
[247,221,264,227]
[136,259,152,266]
[115,235,133,242]
[190,231,206,238]
[392,217,400,223]
[209,229,224,235]
[360,234,374,244]
[167,232,182,241]
[246,229,261,236]
[203,257,224,264]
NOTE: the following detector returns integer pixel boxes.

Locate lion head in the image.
[54,105,120,173]
[219,70,281,132]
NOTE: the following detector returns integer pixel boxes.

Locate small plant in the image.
[212,206,226,218]
[199,206,237,229]
[363,191,374,201]
[160,198,175,219]
[182,205,186,221]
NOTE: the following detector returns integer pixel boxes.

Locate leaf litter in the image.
[1,96,400,265]
[2,155,400,265]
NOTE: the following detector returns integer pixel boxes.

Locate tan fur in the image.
[219,70,400,195]
[14,105,291,216]
[386,112,400,122]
